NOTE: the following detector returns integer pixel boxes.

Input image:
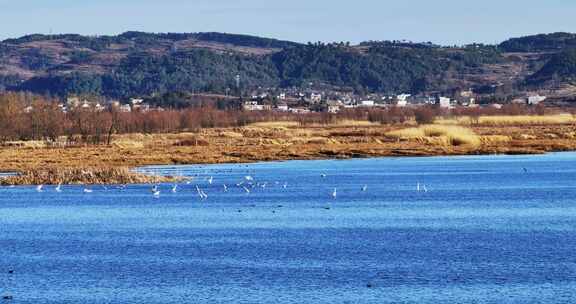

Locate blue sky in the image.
[0,0,575,45]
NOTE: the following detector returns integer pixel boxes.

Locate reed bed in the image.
[0,167,178,186]
[385,128,426,139]
[333,120,381,127]
[436,114,576,126]
[386,125,481,147]
[2,123,576,185]
[478,114,575,125]
[480,135,512,145]
[248,121,300,128]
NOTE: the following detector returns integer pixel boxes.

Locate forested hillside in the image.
[0,31,575,99]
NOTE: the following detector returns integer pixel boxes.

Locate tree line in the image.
[0,93,281,145]
[1,92,559,147]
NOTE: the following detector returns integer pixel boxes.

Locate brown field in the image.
[1,115,575,185]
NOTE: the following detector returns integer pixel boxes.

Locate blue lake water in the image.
[1,153,576,303]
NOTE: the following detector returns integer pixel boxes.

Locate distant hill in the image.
[2,31,300,51]
[499,32,576,53]
[1,31,576,99]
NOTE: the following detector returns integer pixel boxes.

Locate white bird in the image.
[55,183,62,192]
[245,175,253,181]
[361,185,368,192]
[416,182,421,192]
[151,185,159,193]
[36,185,44,192]
[207,176,213,185]
[83,188,93,193]
[332,188,337,199]
[171,184,178,193]
[223,184,228,192]
[283,182,287,189]
[152,190,160,198]
[196,186,207,199]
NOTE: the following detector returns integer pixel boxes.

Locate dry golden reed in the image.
[0,167,179,186]
[436,114,576,126]
[386,125,481,147]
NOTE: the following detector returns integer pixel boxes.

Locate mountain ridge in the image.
[0,31,575,99]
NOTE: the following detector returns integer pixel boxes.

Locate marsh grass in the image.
[248,121,300,128]
[2,122,576,185]
[385,128,426,139]
[0,167,179,186]
[333,120,381,127]
[387,125,481,147]
[480,135,512,145]
[436,114,576,126]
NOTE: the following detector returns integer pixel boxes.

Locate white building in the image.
[289,107,311,114]
[438,97,451,108]
[66,96,81,108]
[276,103,289,112]
[325,101,343,113]
[119,104,132,112]
[310,93,322,103]
[395,94,412,107]
[243,101,264,111]
[130,98,144,105]
[359,100,375,107]
[527,95,546,105]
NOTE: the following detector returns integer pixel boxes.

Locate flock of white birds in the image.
[23,171,431,201]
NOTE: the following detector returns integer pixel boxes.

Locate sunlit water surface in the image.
[1,153,576,303]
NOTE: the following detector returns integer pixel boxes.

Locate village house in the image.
[129,98,153,112]
[455,89,476,106]
[66,96,81,108]
[325,100,343,113]
[243,101,264,111]
[437,96,452,108]
[411,95,435,106]
[309,93,322,103]
[275,103,289,112]
[395,94,411,107]
[527,94,546,105]
[358,100,375,107]
[289,107,311,114]
[94,103,105,112]
[339,95,354,105]
[130,98,144,106]
[130,98,144,110]
[118,104,132,113]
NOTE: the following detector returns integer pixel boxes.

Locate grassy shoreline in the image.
[1,118,575,185]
